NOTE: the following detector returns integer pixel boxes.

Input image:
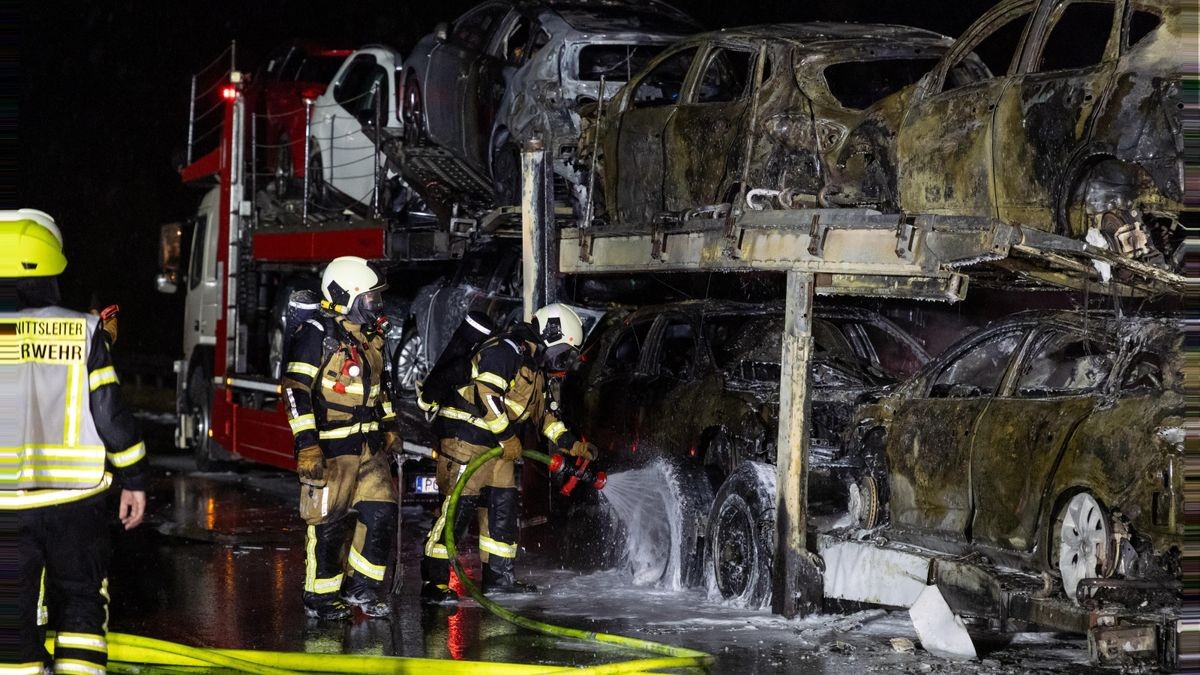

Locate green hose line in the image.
[442,448,714,673]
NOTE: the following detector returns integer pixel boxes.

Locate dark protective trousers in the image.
[301,443,397,605]
[420,438,518,587]
[9,492,111,671]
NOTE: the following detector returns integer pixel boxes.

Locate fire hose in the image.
[441,447,714,674]
[46,449,713,673]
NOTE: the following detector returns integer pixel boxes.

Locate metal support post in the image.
[372,82,382,220]
[186,75,197,165]
[521,138,556,321]
[772,270,824,618]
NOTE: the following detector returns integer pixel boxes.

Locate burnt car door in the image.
[991,0,1120,228]
[426,2,510,162]
[613,46,699,227]
[635,313,725,458]
[968,327,1112,551]
[581,317,655,459]
[662,43,761,212]
[885,326,1028,540]
[895,0,1035,217]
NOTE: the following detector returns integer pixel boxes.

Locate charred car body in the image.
[397,0,698,214]
[845,311,1183,604]
[828,0,1187,267]
[581,24,957,228]
[562,300,929,601]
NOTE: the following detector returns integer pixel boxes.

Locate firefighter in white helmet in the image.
[1,209,148,672]
[419,303,595,602]
[280,256,400,620]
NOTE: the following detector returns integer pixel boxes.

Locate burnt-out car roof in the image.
[537,0,699,32]
[691,22,951,46]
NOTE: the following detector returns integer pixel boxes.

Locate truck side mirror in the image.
[434,22,450,43]
[157,222,182,294]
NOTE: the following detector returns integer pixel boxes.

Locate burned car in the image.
[562,300,929,601]
[844,311,1182,603]
[829,0,1187,268]
[398,0,698,210]
[581,24,956,228]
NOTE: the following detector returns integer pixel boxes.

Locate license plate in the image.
[414,476,439,494]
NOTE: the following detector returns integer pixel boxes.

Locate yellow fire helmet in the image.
[0,209,66,278]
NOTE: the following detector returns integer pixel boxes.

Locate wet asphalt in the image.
[102,417,1101,673]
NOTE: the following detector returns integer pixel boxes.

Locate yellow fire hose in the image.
[44,448,713,673]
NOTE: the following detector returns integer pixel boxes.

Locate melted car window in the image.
[1036,1,1116,72]
[931,331,1022,398]
[605,321,653,376]
[633,47,697,108]
[453,6,506,51]
[657,320,696,378]
[705,315,783,368]
[943,11,1031,91]
[1121,353,1163,392]
[855,321,926,379]
[504,17,532,64]
[1126,9,1161,49]
[824,58,941,110]
[578,45,666,83]
[696,49,754,104]
[1016,335,1112,396]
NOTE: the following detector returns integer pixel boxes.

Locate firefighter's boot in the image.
[421,492,478,604]
[340,575,391,618]
[304,593,352,621]
[303,520,353,621]
[480,486,534,594]
[482,559,537,595]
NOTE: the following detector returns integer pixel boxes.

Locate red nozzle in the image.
[549,454,564,472]
[593,471,606,490]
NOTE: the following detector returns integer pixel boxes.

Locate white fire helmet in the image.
[320,256,386,314]
[532,303,583,355]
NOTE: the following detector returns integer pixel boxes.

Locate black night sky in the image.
[17,0,998,361]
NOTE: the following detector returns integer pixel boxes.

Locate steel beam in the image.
[772,271,824,617]
[521,140,556,321]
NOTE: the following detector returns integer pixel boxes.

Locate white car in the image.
[307,46,403,210]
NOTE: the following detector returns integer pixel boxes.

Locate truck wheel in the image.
[706,461,776,607]
[188,365,227,471]
[390,325,428,396]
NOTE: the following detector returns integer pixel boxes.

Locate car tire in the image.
[306,143,328,209]
[390,324,429,396]
[272,135,295,200]
[403,74,426,147]
[706,461,776,607]
[188,364,229,472]
[1054,491,1114,603]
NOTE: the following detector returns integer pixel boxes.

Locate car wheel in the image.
[306,144,328,209]
[272,135,295,199]
[706,461,776,607]
[1055,491,1113,603]
[391,325,429,396]
[188,364,227,472]
[403,75,425,147]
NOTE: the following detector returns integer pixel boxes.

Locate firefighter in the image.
[281,256,399,621]
[419,303,596,602]
[1,209,148,672]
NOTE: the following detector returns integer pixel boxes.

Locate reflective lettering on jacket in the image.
[0,311,105,490]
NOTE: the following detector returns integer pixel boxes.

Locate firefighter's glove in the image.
[297,445,327,487]
[569,440,598,461]
[499,435,524,462]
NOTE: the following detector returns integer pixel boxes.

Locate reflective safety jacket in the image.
[281,312,395,458]
[0,306,146,509]
[431,330,578,460]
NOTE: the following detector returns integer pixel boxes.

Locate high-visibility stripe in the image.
[37,569,47,626]
[286,361,319,378]
[317,422,378,440]
[304,526,317,592]
[348,547,386,581]
[479,535,517,558]
[288,414,317,434]
[0,467,110,499]
[425,497,451,559]
[323,381,365,396]
[100,578,109,632]
[369,384,380,399]
[1,664,47,675]
[52,659,105,675]
[87,366,119,391]
[381,401,395,420]
[65,361,80,447]
[484,414,509,435]
[544,421,568,442]
[435,407,491,431]
[503,397,526,417]
[312,574,343,595]
[107,441,145,468]
[475,371,508,390]
[55,633,107,653]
